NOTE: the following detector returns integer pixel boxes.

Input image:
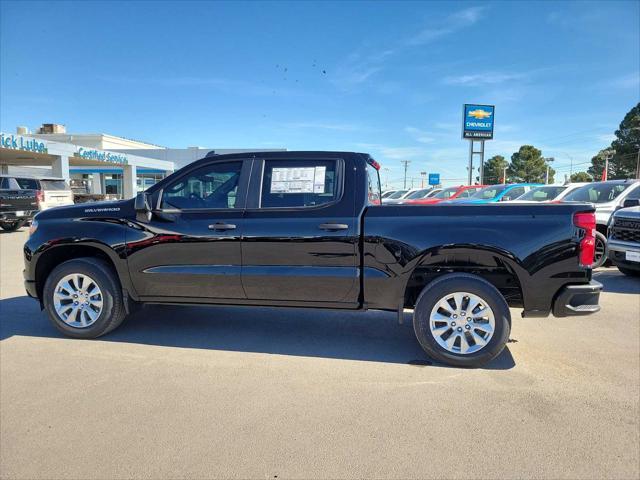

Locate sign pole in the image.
[468,140,474,185]
[479,140,485,185]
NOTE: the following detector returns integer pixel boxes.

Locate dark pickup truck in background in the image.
[23,151,602,367]
[0,175,39,231]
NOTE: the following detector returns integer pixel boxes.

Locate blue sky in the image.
[1,1,638,187]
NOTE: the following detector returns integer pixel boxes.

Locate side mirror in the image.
[623,198,640,209]
[134,192,151,222]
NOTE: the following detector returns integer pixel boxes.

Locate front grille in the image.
[611,217,640,243]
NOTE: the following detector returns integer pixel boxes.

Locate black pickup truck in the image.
[24,152,602,367]
[1,175,39,231]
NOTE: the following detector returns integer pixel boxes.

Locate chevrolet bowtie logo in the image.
[468,109,493,119]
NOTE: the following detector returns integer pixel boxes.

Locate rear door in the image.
[241,155,359,306]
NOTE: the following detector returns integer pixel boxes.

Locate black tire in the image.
[413,273,511,368]
[617,266,640,277]
[1,220,25,231]
[593,231,608,268]
[43,257,128,338]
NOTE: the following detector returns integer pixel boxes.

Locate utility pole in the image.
[420,171,426,188]
[383,168,390,190]
[400,160,411,189]
[545,165,550,184]
[502,166,507,184]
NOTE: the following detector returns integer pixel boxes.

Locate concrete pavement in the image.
[1,228,639,479]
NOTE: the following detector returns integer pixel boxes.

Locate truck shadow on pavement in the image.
[592,269,640,294]
[0,295,515,370]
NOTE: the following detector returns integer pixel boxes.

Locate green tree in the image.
[482,155,509,184]
[570,171,593,182]
[508,145,555,183]
[589,102,640,179]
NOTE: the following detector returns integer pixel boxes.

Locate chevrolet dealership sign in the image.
[462,104,495,139]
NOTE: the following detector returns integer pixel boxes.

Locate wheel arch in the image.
[34,242,132,301]
[401,246,525,310]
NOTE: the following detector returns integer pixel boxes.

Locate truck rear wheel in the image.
[1,220,25,231]
[43,257,127,338]
[413,273,511,368]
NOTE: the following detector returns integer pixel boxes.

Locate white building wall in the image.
[114,147,286,170]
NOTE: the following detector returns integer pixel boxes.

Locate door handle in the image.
[318,223,349,231]
[208,222,237,231]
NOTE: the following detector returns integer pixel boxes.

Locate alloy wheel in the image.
[53,273,104,328]
[429,292,495,354]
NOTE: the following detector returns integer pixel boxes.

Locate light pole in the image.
[420,171,426,188]
[383,168,390,190]
[603,149,616,181]
[400,160,411,189]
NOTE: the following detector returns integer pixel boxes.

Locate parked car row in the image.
[0,175,74,231]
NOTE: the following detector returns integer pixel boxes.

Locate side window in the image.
[366,162,381,205]
[0,178,7,189]
[458,190,471,198]
[260,159,339,208]
[502,187,524,201]
[161,161,242,210]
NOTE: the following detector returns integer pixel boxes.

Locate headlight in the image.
[29,219,38,236]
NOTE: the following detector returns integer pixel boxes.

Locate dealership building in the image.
[0,124,285,198]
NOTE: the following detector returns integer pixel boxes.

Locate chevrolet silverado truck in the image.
[1,175,39,231]
[24,151,602,367]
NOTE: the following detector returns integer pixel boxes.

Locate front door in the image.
[241,155,359,306]
[127,159,249,301]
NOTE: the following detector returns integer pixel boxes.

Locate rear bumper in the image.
[0,211,35,223]
[552,281,602,317]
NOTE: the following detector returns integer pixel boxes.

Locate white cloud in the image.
[283,122,362,132]
[405,126,435,143]
[332,6,486,89]
[405,6,486,46]
[606,72,640,89]
[442,72,525,86]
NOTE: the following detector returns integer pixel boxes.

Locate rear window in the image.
[518,186,566,201]
[40,179,69,191]
[260,159,339,208]
[471,185,508,200]
[14,178,39,190]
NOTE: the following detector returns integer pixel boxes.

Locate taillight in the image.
[574,211,596,268]
[36,190,44,207]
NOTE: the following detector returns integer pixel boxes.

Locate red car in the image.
[404,185,486,205]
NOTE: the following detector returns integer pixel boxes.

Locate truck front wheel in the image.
[413,273,511,368]
[43,258,128,338]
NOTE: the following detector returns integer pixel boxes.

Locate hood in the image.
[35,199,132,220]
[614,206,640,220]
[405,197,442,205]
[444,198,495,204]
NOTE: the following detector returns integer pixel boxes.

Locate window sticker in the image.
[271,166,326,194]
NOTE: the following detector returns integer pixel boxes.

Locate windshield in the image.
[563,183,630,203]
[517,186,566,201]
[470,185,508,200]
[387,190,407,199]
[433,187,459,199]
[405,188,431,199]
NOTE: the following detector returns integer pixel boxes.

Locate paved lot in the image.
[1,228,639,479]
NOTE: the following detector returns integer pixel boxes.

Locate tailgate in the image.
[0,189,38,213]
